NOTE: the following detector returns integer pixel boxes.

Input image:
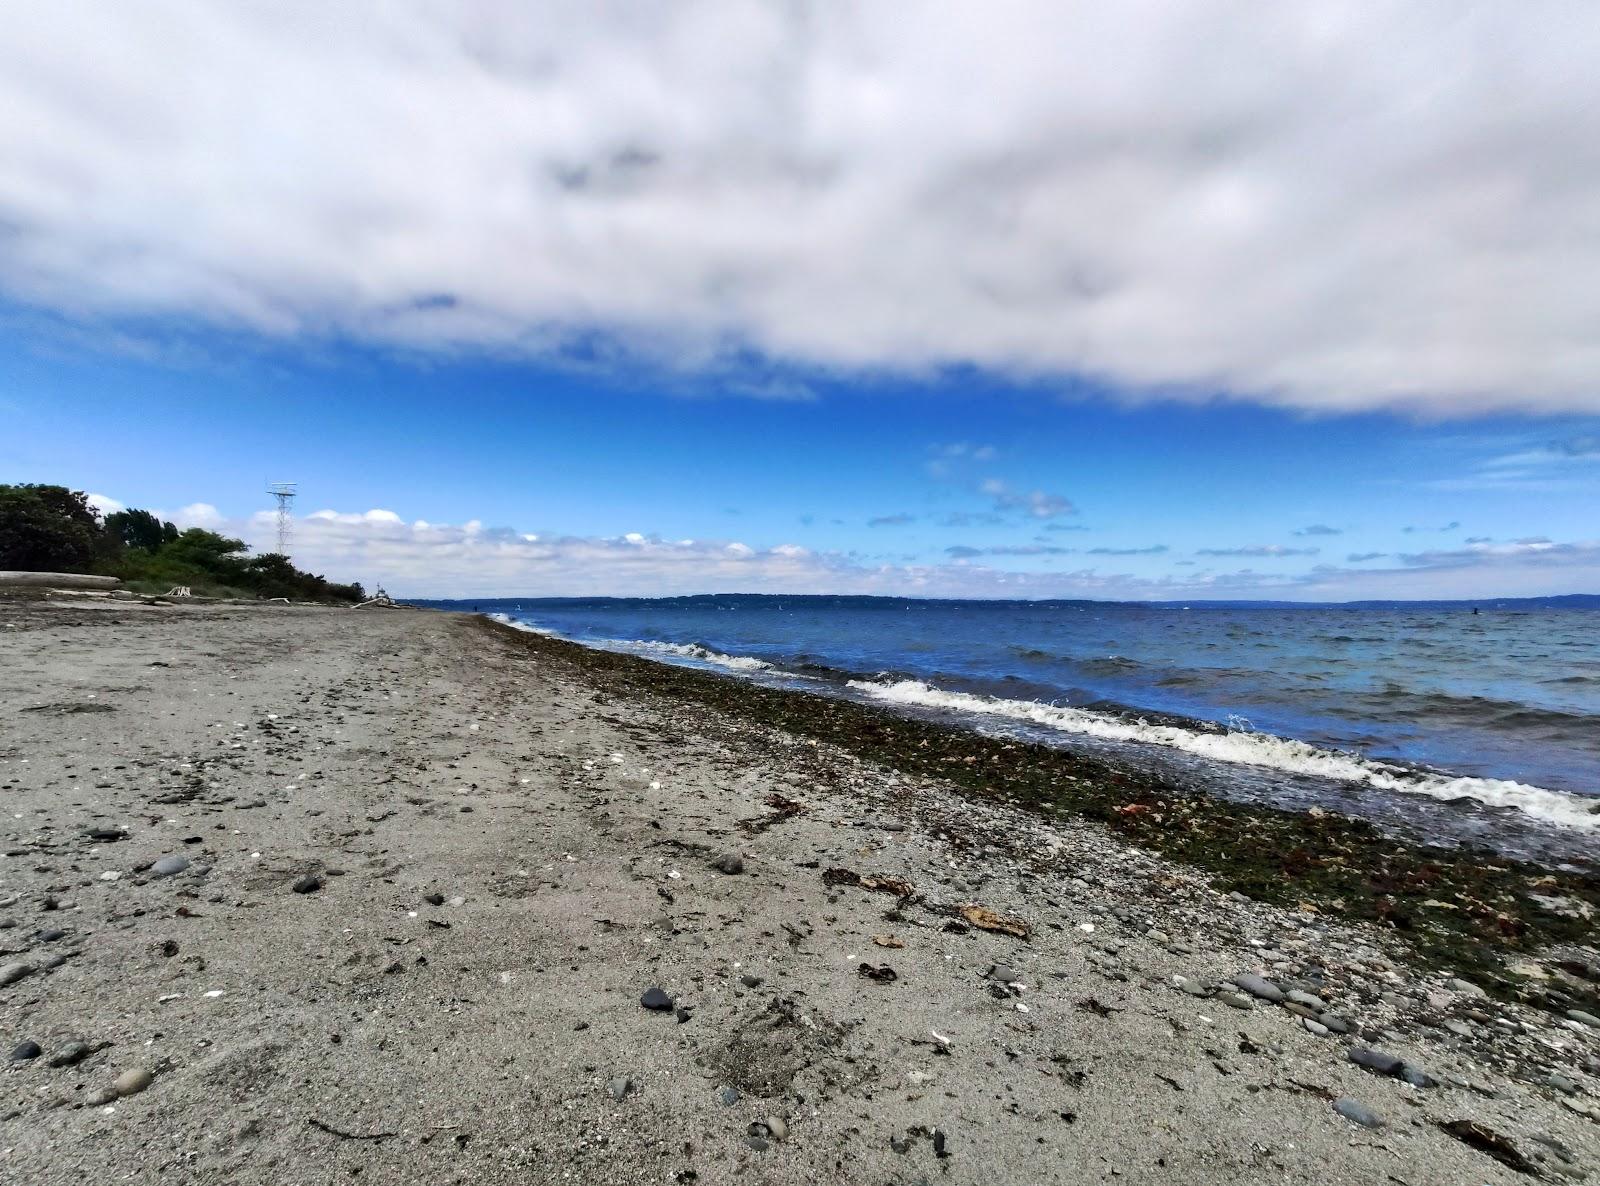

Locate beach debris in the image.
[740,793,806,834]
[821,867,913,897]
[871,934,905,948]
[857,962,898,983]
[1438,1119,1537,1174]
[307,1117,398,1142]
[641,986,674,1011]
[957,905,1029,939]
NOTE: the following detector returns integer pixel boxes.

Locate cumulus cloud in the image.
[1195,545,1320,558]
[6,4,1597,415]
[99,497,1600,600]
[86,493,124,517]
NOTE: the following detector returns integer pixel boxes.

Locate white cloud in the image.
[116,501,1590,601]
[86,493,124,517]
[3,4,1598,415]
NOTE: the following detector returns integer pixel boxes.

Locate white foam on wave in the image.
[847,678,1599,832]
[629,640,773,672]
[487,612,557,636]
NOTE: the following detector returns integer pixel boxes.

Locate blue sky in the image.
[3,5,1599,598]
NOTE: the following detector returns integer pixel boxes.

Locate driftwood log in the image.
[0,571,122,590]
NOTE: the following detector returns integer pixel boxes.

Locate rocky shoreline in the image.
[1,597,1596,1184]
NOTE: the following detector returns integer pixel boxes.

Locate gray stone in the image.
[1173,975,1210,997]
[1446,977,1486,997]
[987,965,1020,984]
[1231,973,1285,1003]
[719,1087,741,1106]
[608,1076,631,1101]
[1286,989,1327,1011]
[1444,1020,1474,1038]
[1217,991,1254,1010]
[1568,1009,1600,1028]
[765,1116,788,1141]
[47,1041,91,1068]
[1320,1014,1350,1034]
[1349,1047,1404,1076]
[10,1040,41,1061]
[0,962,32,986]
[711,853,744,875]
[291,875,321,894]
[1544,1072,1579,1095]
[1302,1018,1330,1037]
[1398,1064,1437,1088]
[743,1135,770,1152]
[739,974,764,988]
[1333,1097,1383,1128]
[150,856,190,878]
[38,928,66,942]
[640,986,673,1011]
[114,1067,154,1097]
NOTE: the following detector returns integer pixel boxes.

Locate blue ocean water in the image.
[420,594,1600,859]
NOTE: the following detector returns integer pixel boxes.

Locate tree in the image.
[104,508,175,552]
[0,484,100,572]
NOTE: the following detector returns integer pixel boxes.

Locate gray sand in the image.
[1,599,1596,1184]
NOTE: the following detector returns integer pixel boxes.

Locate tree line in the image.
[0,483,365,602]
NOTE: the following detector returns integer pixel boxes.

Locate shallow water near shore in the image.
[416,594,1599,859]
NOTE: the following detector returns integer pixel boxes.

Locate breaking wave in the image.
[846,677,1599,832]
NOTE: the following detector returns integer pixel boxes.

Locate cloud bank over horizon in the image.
[6,3,1600,416]
[124,498,1600,603]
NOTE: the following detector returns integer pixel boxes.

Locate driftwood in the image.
[0,571,121,590]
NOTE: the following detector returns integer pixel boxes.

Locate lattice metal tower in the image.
[266,482,296,557]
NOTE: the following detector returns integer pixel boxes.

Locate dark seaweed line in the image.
[475,615,1600,1011]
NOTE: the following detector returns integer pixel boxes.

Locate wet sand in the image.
[1,597,1597,1184]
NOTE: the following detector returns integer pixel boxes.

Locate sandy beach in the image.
[2,596,1597,1185]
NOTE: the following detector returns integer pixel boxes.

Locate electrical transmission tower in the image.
[265,482,297,557]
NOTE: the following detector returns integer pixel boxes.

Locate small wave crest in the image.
[487,612,557,636]
[628,640,773,672]
[846,678,1599,831]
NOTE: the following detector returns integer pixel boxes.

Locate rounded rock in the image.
[1231,973,1285,1003]
[114,1067,155,1096]
[150,856,190,878]
[11,1040,42,1061]
[291,875,322,895]
[640,986,673,1011]
[1333,1097,1383,1128]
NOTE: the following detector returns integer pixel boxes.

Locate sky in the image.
[3,2,1599,600]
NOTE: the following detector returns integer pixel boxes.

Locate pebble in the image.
[740,974,764,988]
[1333,1097,1383,1128]
[1286,989,1327,1011]
[1172,975,1209,997]
[743,1135,769,1152]
[1444,1020,1474,1038]
[47,1041,91,1068]
[1348,1047,1404,1076]
[765,1116,788,1141]
[608,1076,631,1101]
[1398,1065,1437,1088]
[1319,1014,1349,1034]
[719,1087,741,1106]
[1446,977,1486,997]
[38,928,66,942]
[1544,1072,1578,1095]
[423,893,445,906]
[150,855,191,878]
[1568,1009,1600,1028]
[1231,973,1285,1003]
[711,853,744,875]
[0,962,33,986]
[114,1067,154,1096]
[1216,991,1253,1011]
[640,986,673,1011]
[10,1040,42,1061]
[291,875,322,894]
[1301,1018,1330,1037]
